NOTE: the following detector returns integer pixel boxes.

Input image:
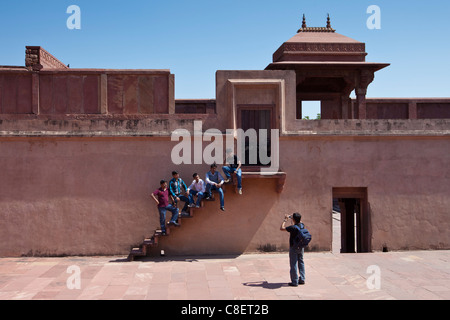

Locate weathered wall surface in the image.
[0,138,165,256]
[1,133,449,257]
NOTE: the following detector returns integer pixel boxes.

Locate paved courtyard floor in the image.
[0,250,449,301]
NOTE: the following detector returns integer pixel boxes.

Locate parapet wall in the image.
[0,69,175,117]
[352,98,450,120]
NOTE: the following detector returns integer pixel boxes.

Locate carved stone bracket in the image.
[358,69,375,90]
[354,70,375,119]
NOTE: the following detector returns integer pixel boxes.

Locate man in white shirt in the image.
[187,173,206,208]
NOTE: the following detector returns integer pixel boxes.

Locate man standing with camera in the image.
[280,213,306,286]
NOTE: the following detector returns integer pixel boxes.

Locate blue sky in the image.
[1,0,449,109]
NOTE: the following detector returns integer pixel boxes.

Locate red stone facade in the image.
[0,19,449,258]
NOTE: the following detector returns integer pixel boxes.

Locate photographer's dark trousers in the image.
[289,247,305,285]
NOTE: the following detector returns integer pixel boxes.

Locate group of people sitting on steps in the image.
[150,149,243,235]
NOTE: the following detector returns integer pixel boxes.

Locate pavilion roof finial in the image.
[297,14,336,33]
[297,13,336,33]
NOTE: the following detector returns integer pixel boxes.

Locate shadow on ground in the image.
[243,281,287,290]
[109,254,242,264]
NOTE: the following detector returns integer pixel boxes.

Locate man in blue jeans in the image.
[205,163,225,211]
[151,180,179,235]
[187,173,206,208]
[169,171,189,214]
[280,212,306,286]
[222,148,243,195]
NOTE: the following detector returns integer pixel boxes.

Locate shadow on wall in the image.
[146,179,280,257]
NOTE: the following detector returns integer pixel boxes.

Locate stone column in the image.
[355,70,374,119]
[168,74,175,114]
[341,94,352,119]
[296,98,302,119]
[31,72,40,115]
[408,101,418,119]
[100,74,108,114]
[341,76,356,120]
[355,88,367,119]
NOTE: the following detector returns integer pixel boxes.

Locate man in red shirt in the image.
[151,180,179,235]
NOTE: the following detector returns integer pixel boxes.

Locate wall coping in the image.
[0,118,449,138]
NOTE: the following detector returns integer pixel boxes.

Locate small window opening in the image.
[301,101,321,120]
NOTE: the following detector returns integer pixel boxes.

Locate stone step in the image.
[143,238,154,246]
[127,247,145,261]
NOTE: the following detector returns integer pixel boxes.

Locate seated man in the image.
[222,148,243,195]
[169,171,189,215]
[151,180,179,235]
[187,173,205,208]
[205,163,225,211]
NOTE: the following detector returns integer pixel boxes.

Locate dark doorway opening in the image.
[238,105,275,167]
[332,188,371,253]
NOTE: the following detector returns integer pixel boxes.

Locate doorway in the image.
[332,188,370,253]
[237,105,275,167]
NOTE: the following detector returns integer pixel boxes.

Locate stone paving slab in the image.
[0,250,449,301]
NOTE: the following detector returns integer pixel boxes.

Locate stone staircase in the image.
[127,201,203,261]
[126,170,286,261]
[127,180,237,262]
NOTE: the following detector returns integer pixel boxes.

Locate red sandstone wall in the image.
[106,73,171,114]
[39,73,100,114]
[0,135,449,257]
[0,72,33,114]
[0,69,174,116]
[278,137,450,252]
[352,98,450,120]
[1,65,449,257]
[0,138,285,257]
